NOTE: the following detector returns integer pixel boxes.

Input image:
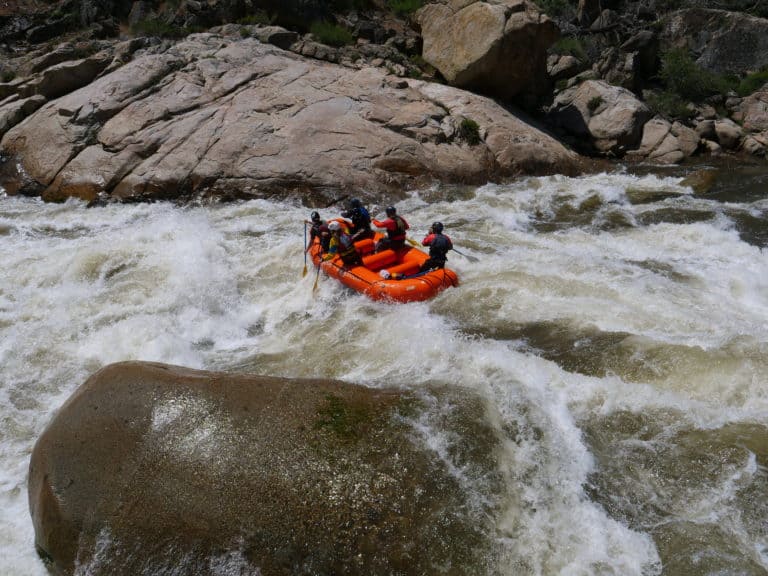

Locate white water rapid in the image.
[1,169,767,575]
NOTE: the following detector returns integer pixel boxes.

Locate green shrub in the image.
[552,37,587,62]
[310,21,354,47]
[645,90,695,121]
[737,68,768,97]
[131,18,187,38]
[407,68,422,78]
[659,48,735,101]
[237,11,275,26]
[331,0,374,10]
[0,70,16,83]
[387,0,422,16]
[458,117,481,146]
[587,95,603,112]
[409,53,436,75]
[533,0,572,18]
[409,53,427,67]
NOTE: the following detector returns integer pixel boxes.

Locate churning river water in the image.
[1,166,767,575]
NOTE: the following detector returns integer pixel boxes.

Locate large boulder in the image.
[29,361,503,575]
[0,94,45,139]
[546,79,652,156]
[416,0,559,101]
[713,117,743,150]
[659,9,768,76]
[739,86,768,133]
[0,29,580,203]
[626,117,700,164]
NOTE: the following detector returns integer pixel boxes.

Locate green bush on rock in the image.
[458,117,482,146]
[387,0,423,16]
[310,21,354,47]
[659,48,735,102]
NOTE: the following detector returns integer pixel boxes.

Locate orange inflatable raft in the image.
[308,230,459,303]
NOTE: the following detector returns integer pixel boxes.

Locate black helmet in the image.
[311,211,320,222]
[386,205,396,216]
[431,221,444,233]
[350,198,361,208]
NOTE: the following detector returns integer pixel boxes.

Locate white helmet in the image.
[328,221,341,231]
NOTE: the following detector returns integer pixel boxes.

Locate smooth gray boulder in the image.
[416,0,559,100]
[627,117,700,164]
[29,361,504,576]
[547,79,652,156]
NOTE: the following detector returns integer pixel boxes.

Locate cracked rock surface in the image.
[0,30,580,203]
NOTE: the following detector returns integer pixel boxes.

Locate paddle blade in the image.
[406,237,420,247]
[452,248,478,263]
[312,263,321,294]
[302,264,308,277]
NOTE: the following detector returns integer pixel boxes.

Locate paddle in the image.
[302,222,308,277]
[451,247,479,263]
[312,261,322,294]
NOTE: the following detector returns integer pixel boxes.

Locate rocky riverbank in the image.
[0,25,580,204]
[1,0,766,205]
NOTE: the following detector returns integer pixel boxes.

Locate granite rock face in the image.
[29,361,505,575]
[0,30,580,203]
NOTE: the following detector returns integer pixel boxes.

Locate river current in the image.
[1,166,767,575]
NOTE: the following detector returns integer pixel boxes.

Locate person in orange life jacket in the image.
[340,198,373,239]
[323,220,363,266]
[372,205,409,252]
[419,221,453,272]
[305,211,330,252]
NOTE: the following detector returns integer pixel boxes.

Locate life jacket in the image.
[342,207,371,234]
[338,233,358,258]
[353,207,371,232]
[311,222,330,251]
[428,234,452,259]
[389,215,407,241]
[311,222,328,239]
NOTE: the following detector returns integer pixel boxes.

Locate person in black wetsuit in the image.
[340,198,373,239]
[306,211,331,252]
[419,221,453,272]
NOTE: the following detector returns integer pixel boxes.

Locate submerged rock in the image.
[29,361,504,575]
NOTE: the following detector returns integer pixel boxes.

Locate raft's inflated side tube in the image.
[354,238,375,255]
[384,261,421,277]
[362,250,397,271]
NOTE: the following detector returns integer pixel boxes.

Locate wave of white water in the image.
[1,170,767,575]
